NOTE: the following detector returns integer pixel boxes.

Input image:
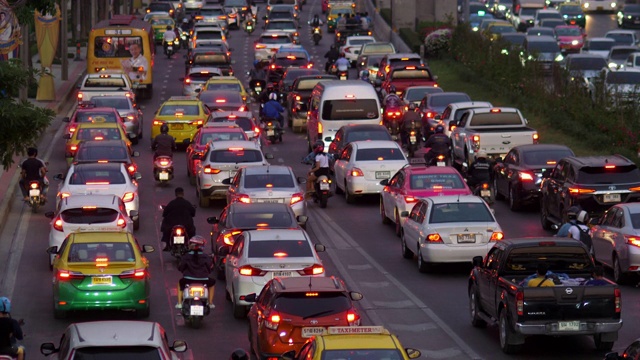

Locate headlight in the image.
[498,5,506,11]
[609,62,618,69]
[472,26,479,31]
[555,54,564,62]
[628,15,633,19]
[501,49,509,55]
[571,40,579,45]
[583,3,589,8]
[563,14,568,18]
[577,15,583,18]
[611,2,617,8]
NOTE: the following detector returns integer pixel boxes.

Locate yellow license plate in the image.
[92,276,112,285]
[171,123,185,130]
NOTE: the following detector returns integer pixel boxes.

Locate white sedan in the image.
[340,36,376,65]
[222,228,326,319]
[334,140,408,204]
[400,195,504,273]
[54,163,141,229]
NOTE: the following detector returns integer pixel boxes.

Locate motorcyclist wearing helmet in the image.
[424,125,452,165]
[335,53,350,73]
[324,44,340,72]
[19,147,48,202]
[307,141,331,195]
[181,17,193,32]
[360,69,370,82]
[383,85,402,108]
[230,348,249,360]
[258,82,277,104]
[152,124,176,159]
[163,25,177,54]
[176,236,215,309]
[161,187,196,251]
[249,60,266,83]
[311,14,323,27]
[400,103,422,147]
[556,205,581,237]
[467,151,491,190]
[0,297,24,360]
[262,92,285,128]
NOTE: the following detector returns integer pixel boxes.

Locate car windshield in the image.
[577,165,640,183]
[247,240,313,257]
[322,99,379,121]
[606,71,640,84]
[490,25,515,34]
[232,211,294,228]
[244,174,295,188]
[362,43,394,54]
[606,33,634,45]
[265,21,296,30]
[568,57,607,71]
[91,98,131,110]
[521,8,537,16]
[272,292,352,318]
[429,202,494,223]
[150,17,173,25]
[555,27,581,36]
[610,49,637,61]
[69,167,126,185]
[404,87,442,101]
[537,12,562,20]
[348,38,375,45]
[430,94,470,107]
[67,242,135,263]
[76,145,128,161]
[72,346,160,359]
[84,78,127,88]
[188,71,220,82]
[200,131,247,143]
[206,82,242,92]
[159,104,200,116]
[200,8,224,16]
[321,350,404,360]
[588,40,614,51]
[193,54,230,65]
[366,55,384,66]
[345,130,391,143]
[355,148,404,161]
[560,5,582,15]
[528,41,559,53]
[274,56,308,67]
[410,174,465,190]
[76,128,122,141]
[259,35,291,44]
[225,0,247,6]
[61,207,119,224]
[209,149,262,162]
[630,212,640,229]
[211,117,253,131]
[501,34,525,46]
[76,112,119,123]
[196,31,223,40]
[522,149,574,166]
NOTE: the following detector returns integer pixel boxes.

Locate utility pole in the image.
[19,31,29,100]
[463,0,470,24]
[91,0,97,28]
[61,0,68,80]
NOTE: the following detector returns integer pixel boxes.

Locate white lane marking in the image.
[359,281,390,288]
[277,158,284,163]
[347,264,372,270]
[369,300,416,309]
[388,323,438,332]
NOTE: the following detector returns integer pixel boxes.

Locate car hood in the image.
[557,35,583,42]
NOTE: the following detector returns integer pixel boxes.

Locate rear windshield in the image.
[196,31,223,40]
[67,242,135,263]
[159,104,200,116]
[430,94,471,107]
[188,72,220,81]
[504,246,592,277]
[274,57,308,67]
[232,211,294,228]
[610,49,637,60]
[345,129,391,143]
[321,350,403,360]
[247,240,313,257]
[429,202,494,223]
[269,12,294,20]
[588,40,614,51]
[362,43,394,54]
[75,112,119,123]
[527,41,560,53]
[389,58,421,68]
[61,207,119,224]
[244,174,294,188]
[410,174,465,190]
[206,82,242,92]
[468,112,522,126]
[537,12,562,20]
[522,149,574,166]
[321,99,379,121]
[84,78,127,88]
[211,117,253,131]
[199,131,247,144]
[70,167,126,185]
[283,69,320,85]
[390,69,433,80]
[149,3,171,11]
[296,78,325,90]
[606,33,634,45]
[259,35,291,44]
[76,145,128,161]
[355,148,404,161]
[272,292,352,317]
[150,18,173,25]
[209,149,262,162]
[200,8,225,15]
[577,165,640,183]
[194,54,229,64]
[76,128,122,141]
[567,57,607,71]
[555,27,581,37]
[404,87,442,101]
[90,98,130,110]
[265,21,296,30]
[269,0,296,4]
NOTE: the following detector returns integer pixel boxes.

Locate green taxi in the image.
[48,231,154,319]
[149,16,175,44]
[151,96,210,144]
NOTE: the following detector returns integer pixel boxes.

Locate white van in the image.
[306,80,382,151]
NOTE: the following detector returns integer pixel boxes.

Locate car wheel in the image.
[394,209,401,237]
[344,181,355,204]
[469,287,487,328]
[401,231,413,259]
[613,255,627,285]
[499,310,522,354]
[540,198,552,231]
[417,246,432,273]
[493,177,504,200]
[594,333,615,351]
[509,186,521,211]
[199,190,210,208]
[380,198,390,224]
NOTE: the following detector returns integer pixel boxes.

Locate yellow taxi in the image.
[64,122,131,164]
[151,96,209,144]
[281,326,421,360]
[202,76,249,103]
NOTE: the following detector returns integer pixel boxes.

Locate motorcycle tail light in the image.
[120,268,146,279]
[53,216,64,232]
[298,264,324,275]
[239,265,267,276]
[184,77,191,84]
[175,228,183,236]
[490,232,505,241]
[482,183,490,189]
[290,193,304,205]
[30,182,39,189]
[122,192,135,202]
[158,159,171,167]
[188,286,205,297]
[116,215,127,228]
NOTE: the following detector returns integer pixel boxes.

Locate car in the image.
[282,326,421,360]
[526,26,556,37]
[418,92,471,132]
[146,1,176,18]
[400,195,504,272]
[246,276,363,359]
[402,85,444,108]
[339,35,375,65]
[555,25,586,53]
[47,231,154,318]
[605,29,640,46]
[198,89,247,112]
[202,76,249,102]
[54,163,142,229]
[326,3,355,32]
[63,105,126,139]
[181,66,223,96]
[184,47,233,76]
[603,336,640,360]
[157,0,185,18]
[286,74,337,131]
[581,0,618,13]
[191,26,229,50]
[194,4,230,32]
[484,21,517,41]
[254,31,298,61]
[498,32,527,55]
[591,203,640,284]
[360,53,385,82]
[607,45,639,69]
[534,8,562,27]
[223,0,254,28]
[438,101,493,137]
[355,42,396,74]
[186,124,249,184]
[327,124,392,162]
[582,37,616,58]
[263,19,300,43]
[149,16,176,43]
[334,140,408,203]
[208,110,261,143]
[377,53,425,82]
[222,228,326,318]
[558,2,586,27]
[72,139,138,177]
[521,35,563,73]
[40,321,187,359]
[380,165,473,236]
[63,122,132,164]
[226,165,307,218]
[44,194,136,267]
[206,202,308,277]
[469,12,496,32]
[277,64,320,94]
[194,140,272,207]
[151,96,210,144]
[591,67,640,109]
[540,155,640,229]
[538,18,566,29]
[185,0,205,11]
[562,53,608,87]
[493,144,575,211]
[381,65,438,98]
[266,50,315,86]
[143,11,170,22]
[266,4,300,22]
[88,96,143,144]
[617,4,640,29]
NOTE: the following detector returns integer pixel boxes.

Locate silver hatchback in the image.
[225,165,307,218]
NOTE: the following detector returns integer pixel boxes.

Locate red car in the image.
[322,0,329,13]
[381,65,438,99]
[380,165,472,236]
[63,106,125,138]
[555,25,586,53]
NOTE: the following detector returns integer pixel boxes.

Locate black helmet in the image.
[566,205,581,220]
[166,25,172,30]
[230,349,249,360]
[27,147,38,157]
[160,124,169,134]
[435,125,444,134]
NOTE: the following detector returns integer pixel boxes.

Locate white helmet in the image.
[476,151,488,159]
[268,93,278,101]
[577,210,588,224]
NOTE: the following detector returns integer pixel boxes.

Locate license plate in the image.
[190,305,204,316]
[457,234,476,243]
[320,182,330,190]
[436,161,445,166]
[92,276,112,285]
[267,130,275,136]
[257,198,281,203]
[159,171,169,180]
[409,135,417,143]
[247,25,253,30]
[558,321,580,331]
[339,75,347,80]
[173,236,185,244]
[255,86,262,92]
[480,189,491,197]
[167,46,173,50]
[273,271,292,277]
[375,171,390,179]
[603,193,621,203]
[29,189,40,197]
[170,123,184,130]
[302,327,327,338]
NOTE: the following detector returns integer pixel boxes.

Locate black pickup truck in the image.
[468,238,623,354]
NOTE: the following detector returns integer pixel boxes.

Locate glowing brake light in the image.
[273,252,287,257]
[626,235,640,248]
[184,77,191,84]
[53,216,64,232]
[215,99,226,103]
[236,194,251,204]
[122,192,135,202]
[605,165,616,169]
[59,192,71,199]
[532,133,539,143]
[568,187,596,195]
[223,230,243,246]
[519,172,534,181]
[95,257,109,267]
[298,264,324,275]
[265,312,281,330]
[404,195,417,203]
[350,168,364,177]
[345,94,356,99]
[405,66,416,70]
[490,108,501,113]
[286,55,296,60]
[203,166,222,174]
[116,215,127,228]
[291,193,304,205]
[490,232,505,241]
[228,147,243,151]
[427,233,443,243]
[347,311,360,325]
[153,120,165,126]
[239,265,267,276]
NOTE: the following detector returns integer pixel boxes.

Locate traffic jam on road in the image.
[4,0,640,359]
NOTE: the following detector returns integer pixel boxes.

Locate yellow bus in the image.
[88,15,156,99]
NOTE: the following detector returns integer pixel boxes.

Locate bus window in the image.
[94,37,143,58]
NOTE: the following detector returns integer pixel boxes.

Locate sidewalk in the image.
[0,46,86,228]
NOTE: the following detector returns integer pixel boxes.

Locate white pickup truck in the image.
[77,73,135,105]
[450,107,539,166]
[625,52,640,69]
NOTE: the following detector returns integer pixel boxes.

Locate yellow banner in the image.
[35,4,61,101]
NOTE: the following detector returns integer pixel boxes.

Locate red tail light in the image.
[77,93,83,100]
[120,268,146,279]
[222,230,243,246]
[568,187,596,195]
[615,288,621,313]
[184,77,191,84]
[427,233,443,243]
[122,192,135,202]
[69,125,77,133]
[175,227,183,236]
[153,120,165,126]
[58,270,84,281]
[404,195,418,203]
[298,264,324,275]
[253,126,260,134]
[290,193,304,205]
[53,216,64,232]
[191,119,204,126]
[238,105,246,112]
[516,290,524,316]
[490,232,504,241]
[626,235,640,248]
[116,215,127,228]
[236,194,251,204]
[425,111,435,118]
[532,133,539,143]
[349,168,364,177]
[519,172,534,181]
[238,265,267,276]
[347,310,360,325]
[127,164,137,174]
[203,166,222,174]
[264,311,281,330]
[158,159,170,167]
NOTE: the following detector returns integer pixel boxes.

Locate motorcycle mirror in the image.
[62,116,70,122]
[297,176,307,184]
[142,244,155,253]
[324,136,332,142]
[161,241,168,250]
[265,153,274,159]
[53,173,64,181]
[244,293,257,303]
[207,216,219,224]
[134,173,142,181]
[44,211,55,219]
[182,138,191,145]
[349,291,363,301]
[194,88,201,93]
[296,215,308,224]
[551,224,559,230]
[262,15,267,20]
[40,343,58,356]
[434,114,441,120]
[46,246,58,255]
[132,151,140,157]
[129,210,139,221]
[314,244,326,252]
[171,340,188,353]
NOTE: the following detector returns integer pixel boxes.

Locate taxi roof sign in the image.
[327,326,386,335]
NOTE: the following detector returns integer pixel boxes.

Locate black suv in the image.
[540,155,640,230]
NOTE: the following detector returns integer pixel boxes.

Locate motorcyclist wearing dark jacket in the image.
[400,103,422,147]
[176,236,215,309]
[152,124,176,159]
[161,187,196,249]
[262,93,285,128]
[424,125,451,165]
[258,82,277,104]
[0,297,24,360]
[467,151,491,189]
[324,45,340,72]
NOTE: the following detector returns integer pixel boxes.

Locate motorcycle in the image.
[153,156,174,184]
[168,225,188,259]
[27,180,45,213]
[180,283,211,328]
[312,26,322,45]
[406,128,421,158]
[165,40,175,58]
[179,27,189,49]
[249,79,265,100]
[424,148,451,167]
[328,63,348,80]
[261,117,283,144]
[475,182,494,205]
[383,106,403,136]
[244,19,255,34]
[313,175,332,208]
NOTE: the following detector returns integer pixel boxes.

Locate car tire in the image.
[394,209,402,237]
[380,198,391,224]
[613,255,627,285]
[199,191,210,208]
[344,181,355,204]
[493,177,504,200]
[469,287,487,328]
[401,231,413,259]
[417,246,432,273]
[233,298,247,319]
[540,198,553,231]
[509,186,521,211]
[594,333,615,351]
[499,310,522,354]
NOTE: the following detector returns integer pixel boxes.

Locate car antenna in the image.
[309,275,312,290]
[457,194,461,203]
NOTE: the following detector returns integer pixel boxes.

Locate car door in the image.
[477,247,501,312]
[226,169,243,204]
[334,145,351,190]
[593,208,617,266]
[611,208,627,268]
[250,282,274,351]
[452,111,470,157]
[403,202,425,249]
[494,149,515,196]
[384,171,403,220]
[622,340,640,360]
[225,234,246,295]
[212,208,228,253]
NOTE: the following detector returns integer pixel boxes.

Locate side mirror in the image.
[40,343,58,356]
[171,340,188,353]
[142,244,155,253]
[46,246,58,255]
[244,293,257,303]
[588,217,600,226]
[207,216,219,224]
[314,244,326,252]
[604,353,621,360]
[183,138,191,145]
[218,246,230,256]
[406,348,422,359]
[281,350,296,360]
[53,173,64,181]
[349,291,363,301]
[222,178,232,185]
[129,210,139,221]
[297,176,307,184]
[551,224,559,230]
[63,133,72,140]
[62,117,70,122]
[379,179,389,186]
[192,153,202,160]
[434,114,442,120]
[296,215,308,225]
[400,211,409,217]
[265,153,274,159]
[45,211,55,219]
[134,173,142,181]
[472,255,484,267]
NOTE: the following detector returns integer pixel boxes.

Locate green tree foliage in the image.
[10,0,57,25]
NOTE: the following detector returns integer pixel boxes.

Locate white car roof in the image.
[427,195,486,205]
[58,194,121,210]
[245,228,308,241]
[606,30,637,36]
[351,140,402,150]
[449,101,493,109]
[244,165,292,175]
[260,30,292,37]
[209,140,261,150]
[188,66,224,75]
[345,36,375,42]
[68,321,165,347]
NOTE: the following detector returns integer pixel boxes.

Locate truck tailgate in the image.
[522,286,619,321]
[477,129,536,156]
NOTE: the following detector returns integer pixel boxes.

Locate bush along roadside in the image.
[434,23,640,161]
